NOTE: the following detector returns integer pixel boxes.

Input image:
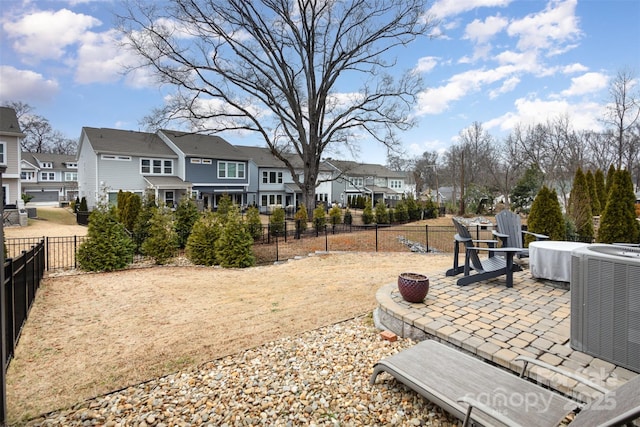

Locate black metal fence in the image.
[4,223,497,270]
[3,239,46,368]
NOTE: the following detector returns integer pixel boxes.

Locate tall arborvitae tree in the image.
[585,170,601,216]
[215,206,255,268]
[118,191,142,231]
[374,199,389,224]
[269,207,286,236]
[185,211,221,265]
[245,205,263,239]
[142,207,179,264]
[598,169,640,243]
[174,196,200,248]
[77,205,135,272]
[216,193,234,220]
[132,191,157,252]
[405,194,421,221]
[594,168,607,214]
[605,164,616,195]
[526,186,565,244]
[568,167,594,241]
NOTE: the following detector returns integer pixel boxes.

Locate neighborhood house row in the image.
[1,108,412,213]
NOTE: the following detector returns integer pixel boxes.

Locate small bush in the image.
[329,205,342,225]
[294,204,309,232]
[77,205,135,272]
[269,207,286,236]
[405,194,421,221]
[343,208,353,225]
[313,205,327,231]
[374,200,389,224]
[362,204,374,224]
[394,200,409,222]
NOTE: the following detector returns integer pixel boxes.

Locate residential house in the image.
[77,127,191,210]
[0,107,23,207]
[21,152,78,204]
[324,159,408,207]
[235,145,306,213]
[158,130,251,210]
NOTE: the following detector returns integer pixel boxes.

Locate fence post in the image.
[275,232,279,262]
[425,224,429,253]
[45,236,49,271]
[74,235,78,269]
[325,225,328,251]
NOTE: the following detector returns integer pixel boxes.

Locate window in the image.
[141,158,173,175]
[40,172,55,181]
[66,162,78,168]
[349,177,363,188]
[65,172,78,181]
[165,191,175,207]
[218,161,245,179]
[190,158,202,164]
[21,171,35,181]
[0,142,5,165]
[202,159,212,164]
[261,194,283,206]
[389,180,403,189]
[262,171,283,184]
[41,162,53,169]
[102,154,131,161]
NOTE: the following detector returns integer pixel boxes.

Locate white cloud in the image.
[0,66,59,102]
[507,0,581,55]
[74,29,139,84]
[464,15,508,44]
[560,72,608,97]
[3,8,102,64]
[429,0,511,20]
[562,63,588,74]
[415,56,439,73]
[489,76,520,98]
[484,96,605,133]
[416,65,520,115]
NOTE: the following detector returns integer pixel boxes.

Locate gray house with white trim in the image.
[159,130,251,210]
[324,159,408,207]
[21,152,78,204]
[77,127,191,210]
[0,107,24,207]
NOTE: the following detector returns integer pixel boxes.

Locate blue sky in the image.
[1,0,639,165]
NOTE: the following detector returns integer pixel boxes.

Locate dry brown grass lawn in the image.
[4,208,462,424]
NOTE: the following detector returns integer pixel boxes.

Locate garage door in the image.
[26,191,58,203]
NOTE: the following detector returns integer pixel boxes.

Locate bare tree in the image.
[582,129,615,171]
[412,150,439,194]
[119,0,436,211]
[3,101,77,154]
[602,68,640,170]
[489,133,526,208]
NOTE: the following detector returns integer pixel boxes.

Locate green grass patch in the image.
[34,208,78,225]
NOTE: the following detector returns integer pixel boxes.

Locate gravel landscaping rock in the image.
[24,316,458,426]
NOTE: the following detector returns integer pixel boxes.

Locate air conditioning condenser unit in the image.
[570,244,640,372]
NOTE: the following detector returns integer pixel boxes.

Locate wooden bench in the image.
[371,340,640,427]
